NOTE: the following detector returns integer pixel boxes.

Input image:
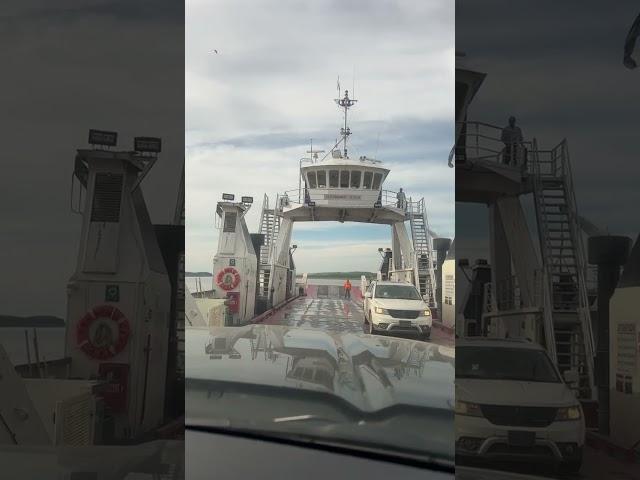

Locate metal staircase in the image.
[531,139,595,399]
[407,198,437,307]
[257,194,281,299]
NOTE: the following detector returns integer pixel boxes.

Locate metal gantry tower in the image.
[334,89,357,158]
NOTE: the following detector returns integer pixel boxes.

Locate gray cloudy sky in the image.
[456,0,640,262]
[186,0,454,274]
[1,0,183,317]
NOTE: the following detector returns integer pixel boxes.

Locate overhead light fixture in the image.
[222,193,235,201]
[134,136,162,153]
[241,196,253,204]
[88,129,118,147]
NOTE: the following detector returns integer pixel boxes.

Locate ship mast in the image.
[334,85,357,158]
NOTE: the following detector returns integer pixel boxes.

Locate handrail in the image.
[456,120,533,171]
[279,187,401,209]
[531,138,559,363]
[562,140,596,396]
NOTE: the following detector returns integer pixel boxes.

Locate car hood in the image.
[372,299,427,310]
[186,324,454,413]
[456,378,577,406]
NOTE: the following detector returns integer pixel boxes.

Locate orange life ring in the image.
[76,305,131,360]
[216,267,241,291]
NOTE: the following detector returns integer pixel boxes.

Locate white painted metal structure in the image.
[0,345,51,445]
[65,148,172,438]
[263,92,437,311]
[212,201,258,324]
[608,241,640,447]
[210,90,440,323]
[455,60,595,400]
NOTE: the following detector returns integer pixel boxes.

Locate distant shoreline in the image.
[187,271,375,280]
[185,272,212,277]
[0,316,65,328]
[304,272,376,280]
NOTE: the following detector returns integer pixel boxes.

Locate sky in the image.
[1,0,184,317]
[185,0,455,274]
[456,0,640,263]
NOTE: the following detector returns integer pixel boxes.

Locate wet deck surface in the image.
[263,285,453,348]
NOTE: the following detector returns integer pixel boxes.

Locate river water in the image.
[0,327,66,365]
[186,276,363,292]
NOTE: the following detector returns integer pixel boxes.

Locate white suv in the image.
[363,281,432,340]
[455,338,585,474]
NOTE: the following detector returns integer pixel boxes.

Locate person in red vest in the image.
[343,279,352,299]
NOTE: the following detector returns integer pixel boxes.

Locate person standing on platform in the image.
[500,116,523,166]
[396,188,407,210]
[343,279,352,300]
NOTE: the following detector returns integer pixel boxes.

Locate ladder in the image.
[257,194,281,299]
[407,198,437,307]
[532,139,595,400]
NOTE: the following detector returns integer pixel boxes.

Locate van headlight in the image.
[555,405,582,421]
[455,400,483,417]
[422,309,431,316]
[374,306,388,315]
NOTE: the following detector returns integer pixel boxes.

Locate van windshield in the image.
[456,346,560,383]
[374,284,422,300]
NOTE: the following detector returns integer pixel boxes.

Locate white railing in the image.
[531,139,594,386]
[456,121,533,171]
[279,187,401,209]
[484,270,545,313]
[562,140,596,395]
[531,139,560,363]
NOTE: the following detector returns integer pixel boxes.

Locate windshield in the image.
[375,284,422,300]
[186,325,455,466]
[456,346,560,383]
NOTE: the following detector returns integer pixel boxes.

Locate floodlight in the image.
[134,136,162,153]
[88,129,118,147]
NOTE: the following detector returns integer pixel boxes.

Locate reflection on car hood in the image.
[456,379,577,406]
[186,324,454,413]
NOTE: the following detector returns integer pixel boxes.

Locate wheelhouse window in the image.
[307,171,317,188]
[363,171,373,189]
[350,170,361,188]
[317,170,326,188]
[340,170,349,188]
[329,170,339,188]
[372,172,383,190]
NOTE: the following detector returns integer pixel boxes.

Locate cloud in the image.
[1,2,183,316]
[186,0,454,273]
[457,0,640,247]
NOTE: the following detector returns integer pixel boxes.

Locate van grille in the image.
[387,309,421,319]
[480,405,558,427]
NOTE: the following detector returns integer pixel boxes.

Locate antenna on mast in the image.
[334,86,357,158]
[306,138,324,162]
